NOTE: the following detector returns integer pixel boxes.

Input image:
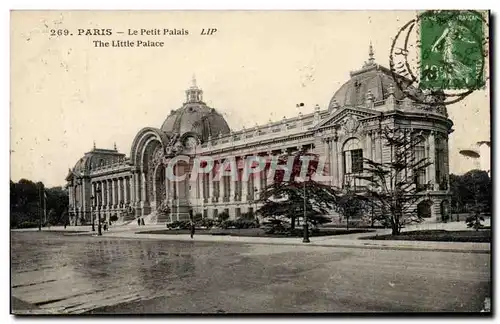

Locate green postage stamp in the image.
[420,10,486,90]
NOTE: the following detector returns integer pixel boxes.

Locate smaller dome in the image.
[73,156,90,174]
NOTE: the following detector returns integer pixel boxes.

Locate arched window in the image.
[343,138,363,174]
[413,135,426,191]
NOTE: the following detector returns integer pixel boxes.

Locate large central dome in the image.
[160,77,230,142]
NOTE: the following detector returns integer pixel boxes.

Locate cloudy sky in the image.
[11,10,490,187]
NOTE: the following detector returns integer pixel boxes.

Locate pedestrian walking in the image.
[189,210,195,239]
[141,218,145,226]
[138,218,141,226]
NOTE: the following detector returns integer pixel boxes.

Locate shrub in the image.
[197,218,215,228]
[466,213,485,230]
[110,215,118,222]
[234,217,259,229]
[167,220,190,230]
[16,220,39,229]
[220,220,236,229]
[262,218,288,234]
[216,212,230,224]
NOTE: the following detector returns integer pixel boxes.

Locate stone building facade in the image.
[66,50,453,225]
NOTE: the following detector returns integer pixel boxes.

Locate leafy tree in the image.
[10,179,69,228]
[257,148,337,232]
[356,127,432,235]
[450,170,491,214]
[335,185,368,230]
[45,186,69,225]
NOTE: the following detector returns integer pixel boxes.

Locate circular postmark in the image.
[389,10,488,106]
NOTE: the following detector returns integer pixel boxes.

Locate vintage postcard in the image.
[10,10,491,314]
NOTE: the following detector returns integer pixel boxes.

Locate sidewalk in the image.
[13,224,490,254]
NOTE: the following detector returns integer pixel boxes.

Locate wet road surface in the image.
[11,231,490,314]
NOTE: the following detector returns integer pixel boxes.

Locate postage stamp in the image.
[419,10,486,90]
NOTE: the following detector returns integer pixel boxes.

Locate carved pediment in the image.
[314,106,377,131]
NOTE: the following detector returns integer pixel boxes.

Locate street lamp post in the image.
[96,185,102,236]
[90,196,95,231]
[303,177,310,243]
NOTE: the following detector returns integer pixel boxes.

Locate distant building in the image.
[65,46,454,225]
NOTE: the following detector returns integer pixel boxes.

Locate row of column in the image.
[91,176,132,209]
[200,146,310,204]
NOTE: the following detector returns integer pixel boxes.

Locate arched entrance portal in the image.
[154,163,166,209]
[417,200,433,219]
[169,159,191,221]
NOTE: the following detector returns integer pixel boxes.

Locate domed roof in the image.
[160,77,230,142]
[73,157,89,174]
[328,45,412,111]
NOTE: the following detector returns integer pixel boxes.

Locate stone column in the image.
[323,139,331,185]
[132,172,141,217]
[366,132,373,160]
[241,156,248,202]
[209,167,215,202]
[265,151,273,187]
[106,179,111,208]
[374,130,381,163]
[201,174,207,201]
[141,172,147,203]
[197,172,203,202]
[254,154,263,200]
[98,181,104,208]
[106,179,110,209]
[165,166,171,202]
[82,179,88,222]
[331,140,339,187]
[111,178,116,208]
[117,177,123,207]
[429,132,436,190]
[134,172,140,204]
[124,176,130,204]
[220,160,227,202]
[131,175,135,204]
[230,162,236,202]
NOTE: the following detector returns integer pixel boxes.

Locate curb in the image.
[18,229,489,254]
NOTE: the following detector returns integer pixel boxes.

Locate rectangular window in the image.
[351,149,363,173]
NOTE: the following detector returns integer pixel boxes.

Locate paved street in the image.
[11,231,490,314]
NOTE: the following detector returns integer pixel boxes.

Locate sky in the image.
[10,10,490,187]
